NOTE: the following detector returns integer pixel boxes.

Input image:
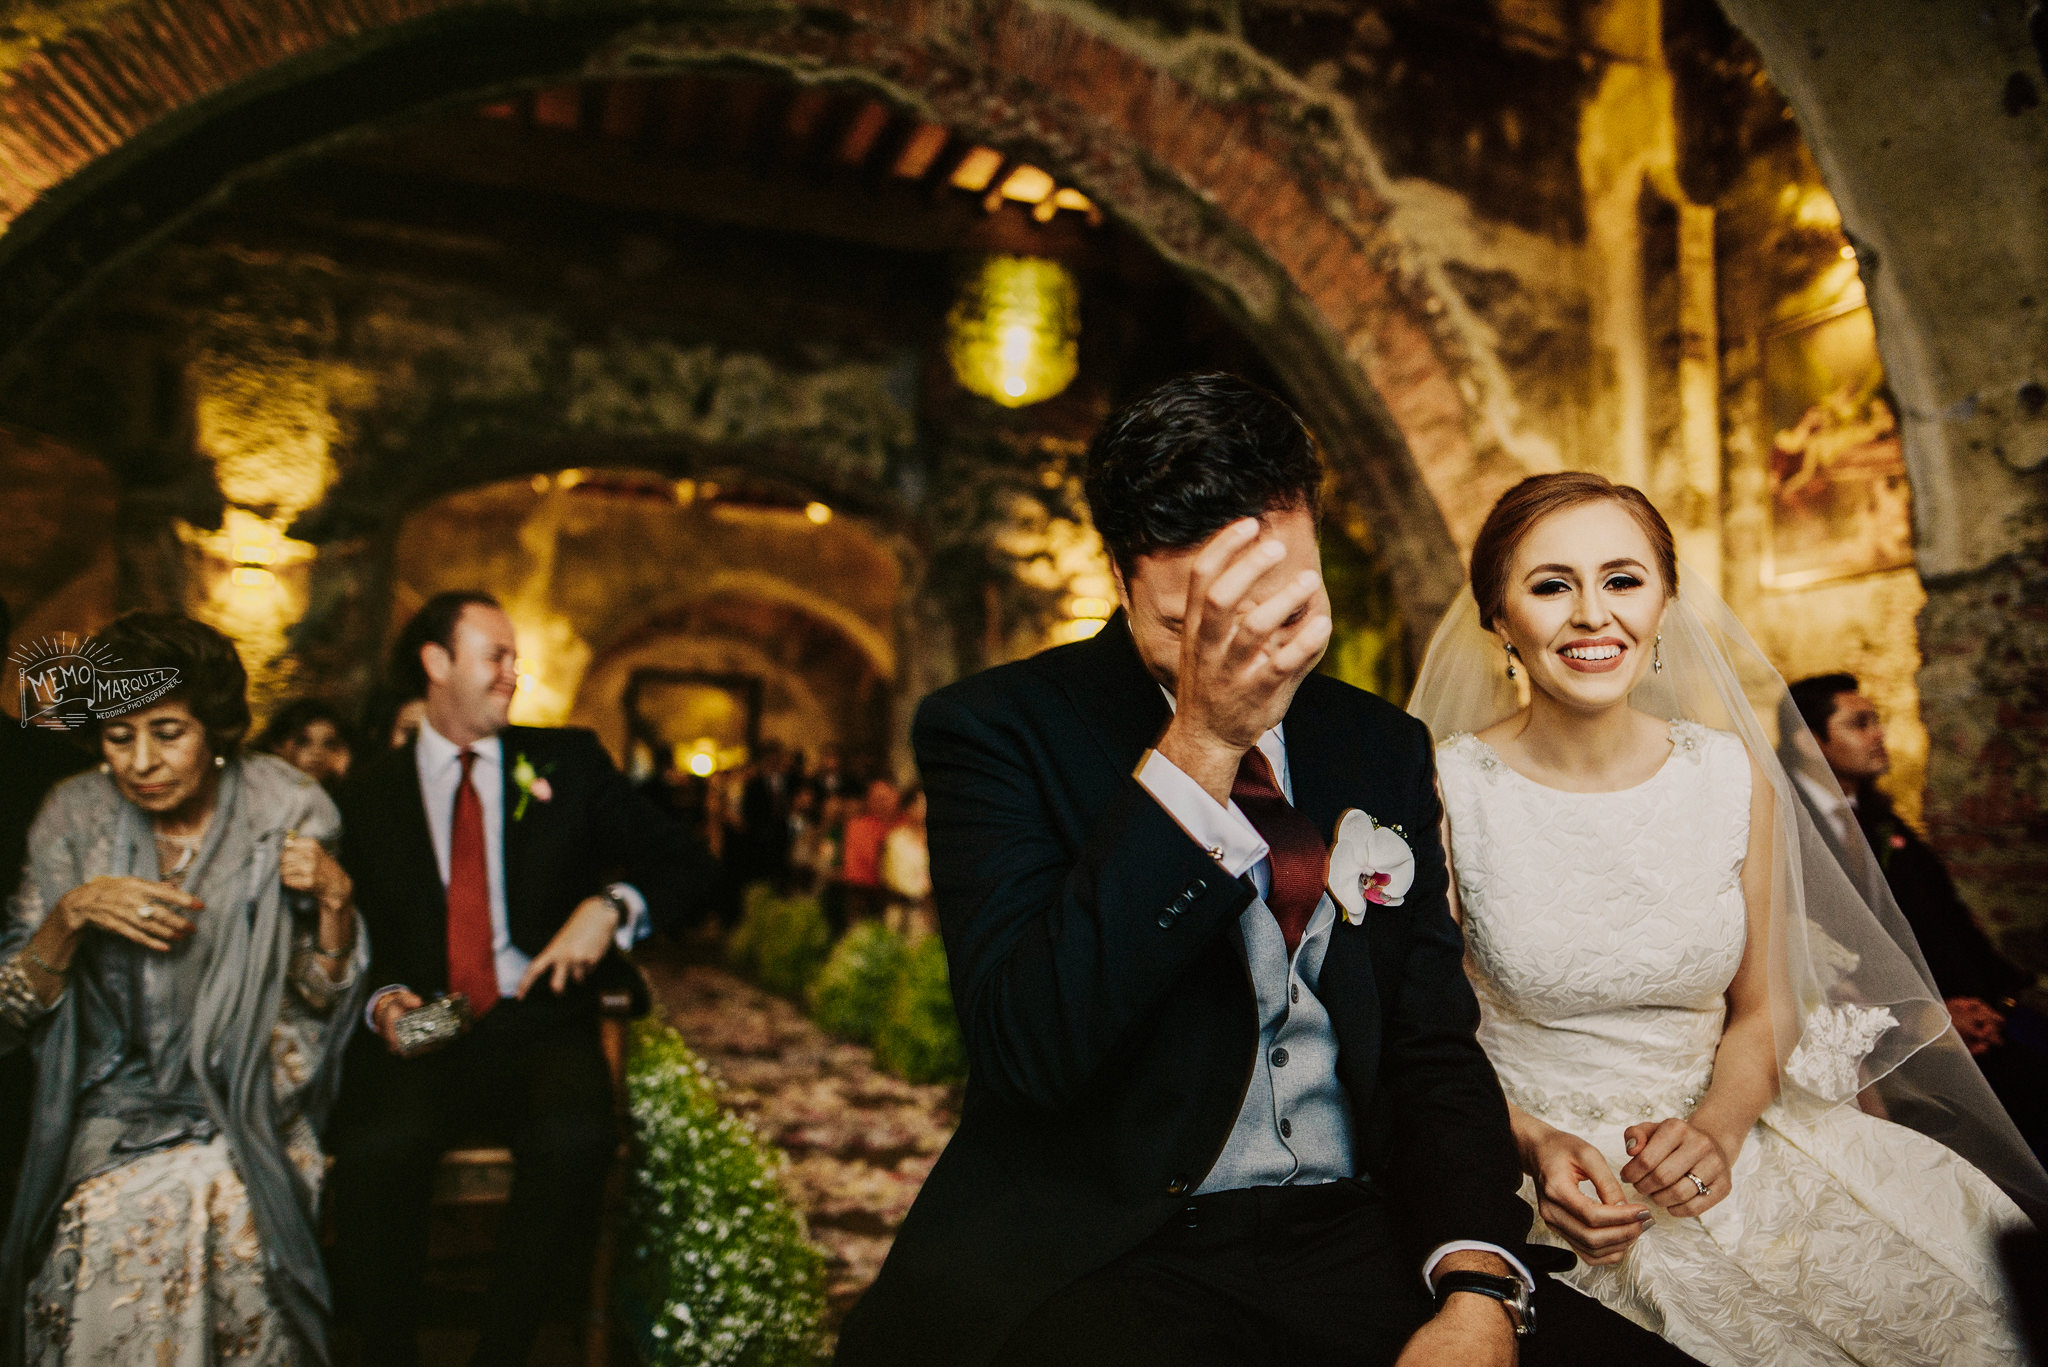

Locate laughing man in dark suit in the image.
[836,375,1702,1367]
[326,591,707,1367]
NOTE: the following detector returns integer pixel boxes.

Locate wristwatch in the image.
[1434,1270,1534,1338]
[599,884,633,929]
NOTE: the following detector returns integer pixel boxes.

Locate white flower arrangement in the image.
[622,1018,826,1366]
[1326,809,1416,924]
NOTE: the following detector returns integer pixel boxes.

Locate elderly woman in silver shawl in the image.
[0,613,368,1367]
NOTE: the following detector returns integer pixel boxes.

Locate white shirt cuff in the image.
[606,882,650,950]
[365,984,410,1032]
[1421,1241,1537,1295]
[1134,749,1269,877]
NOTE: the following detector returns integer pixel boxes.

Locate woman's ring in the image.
[137,904,158,921]
[1687,1171,1711,1198]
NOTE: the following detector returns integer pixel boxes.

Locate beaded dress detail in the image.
[1439,722,2027,1366]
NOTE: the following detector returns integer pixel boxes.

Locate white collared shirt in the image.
[1135,697,1532,1296]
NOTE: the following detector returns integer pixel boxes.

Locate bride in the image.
[1407,472,2045,1365]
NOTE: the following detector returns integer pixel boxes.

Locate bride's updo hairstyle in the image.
[1469,472,1679,629]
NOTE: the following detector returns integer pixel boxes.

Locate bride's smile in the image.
[1491,500,1668,717]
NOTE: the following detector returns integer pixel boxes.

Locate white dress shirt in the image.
[1135,704,1533,1296]
[366,719,647,1025]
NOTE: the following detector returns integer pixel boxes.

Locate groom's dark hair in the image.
[1083,373,1322,578]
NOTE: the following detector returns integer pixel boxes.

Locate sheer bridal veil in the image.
[1407,571,2048,1221]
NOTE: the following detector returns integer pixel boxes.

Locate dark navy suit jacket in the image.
[836,615,1532,1366]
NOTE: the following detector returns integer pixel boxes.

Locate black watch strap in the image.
[1434,1270,1534,1338]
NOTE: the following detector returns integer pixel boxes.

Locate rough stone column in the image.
[1718,0,2048,964]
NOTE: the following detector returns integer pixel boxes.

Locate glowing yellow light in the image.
[998,165,1056,205]
[1050,617,1107,644]
[1069,596,1112,619]
[804,502,833,525]
[699,482,720,500]
[687,750,716,777]
[949,147,1004,193]
[674,479,696,505]
[558,468,584,490]
[516,671,534,693]
[947,256,1081,408]
[1840,244,1858,260]
[530,473,551,494]
[230,567,276,589]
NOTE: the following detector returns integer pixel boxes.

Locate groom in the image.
[836,375,1700,1366]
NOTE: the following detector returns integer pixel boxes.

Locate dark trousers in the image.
[992,1180,1703,1367]
[327,997,616,1367]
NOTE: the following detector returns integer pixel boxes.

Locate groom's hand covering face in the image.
[1122,506,1332,803]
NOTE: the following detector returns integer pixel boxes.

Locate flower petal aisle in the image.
[637,936,961,1340]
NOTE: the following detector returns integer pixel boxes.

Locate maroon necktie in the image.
[447,749,498,1016]
[1231,746,1328,955]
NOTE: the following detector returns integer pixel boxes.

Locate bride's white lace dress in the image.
[1439,722,2029,1367]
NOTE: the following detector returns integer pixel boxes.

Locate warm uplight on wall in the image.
[1050,618,1107,644]
[947,256,1080,408]
[1068,596,1112,620]
[805,502,833,525]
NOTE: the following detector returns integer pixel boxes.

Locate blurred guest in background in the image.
[328,591,710,1367]
[361,686,427,753]
[737,742,797,889]
[0,612,367,1367]
[1789,673,2048,1162]
[256,697,356,789]
[0,597,94,1235]
[787,785,825,894]
[882,785,932,938]
[838,779,898,925]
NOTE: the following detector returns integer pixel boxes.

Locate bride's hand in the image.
[1523,1126,1653,1264]
[1621,1118,1731,1218]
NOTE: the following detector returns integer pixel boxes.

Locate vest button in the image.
[1280,1118,1293,1139]
[1271,1047,1289,1068]
[1165,1175,1191,1196]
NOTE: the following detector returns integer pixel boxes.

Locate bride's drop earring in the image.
[1504,645,1518,680]
[1652,635,1664,673]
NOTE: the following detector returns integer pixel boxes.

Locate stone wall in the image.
[0,0,2040,960]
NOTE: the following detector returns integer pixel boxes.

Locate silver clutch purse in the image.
[391,993,474,1057]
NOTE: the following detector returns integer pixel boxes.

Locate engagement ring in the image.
[138,904,158,921]
[1687,1172,1711,1198]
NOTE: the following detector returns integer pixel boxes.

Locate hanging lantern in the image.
[946,256,1081,407]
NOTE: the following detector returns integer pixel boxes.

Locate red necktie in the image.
[447,749,498,1016]
[1231,746,1328,955]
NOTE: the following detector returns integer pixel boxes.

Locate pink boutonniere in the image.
[1326,809,1416,924]
[511,753,556,821]
[1888,833,1907,850]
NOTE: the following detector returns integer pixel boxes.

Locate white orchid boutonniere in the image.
[1327,809,1415,924]
[511,753,556,821]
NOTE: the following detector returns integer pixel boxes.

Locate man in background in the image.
[328,591,710,1365]
[1788,673,2048,1162]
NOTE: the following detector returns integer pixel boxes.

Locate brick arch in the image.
[0,0,1507,640]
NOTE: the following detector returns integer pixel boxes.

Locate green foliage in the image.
[726,884,831,998]
[806,922,910,1045]
[872,934,968,1085]
[620,1018,827,1367]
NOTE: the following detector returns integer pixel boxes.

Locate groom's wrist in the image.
[1155,721,1244,805]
